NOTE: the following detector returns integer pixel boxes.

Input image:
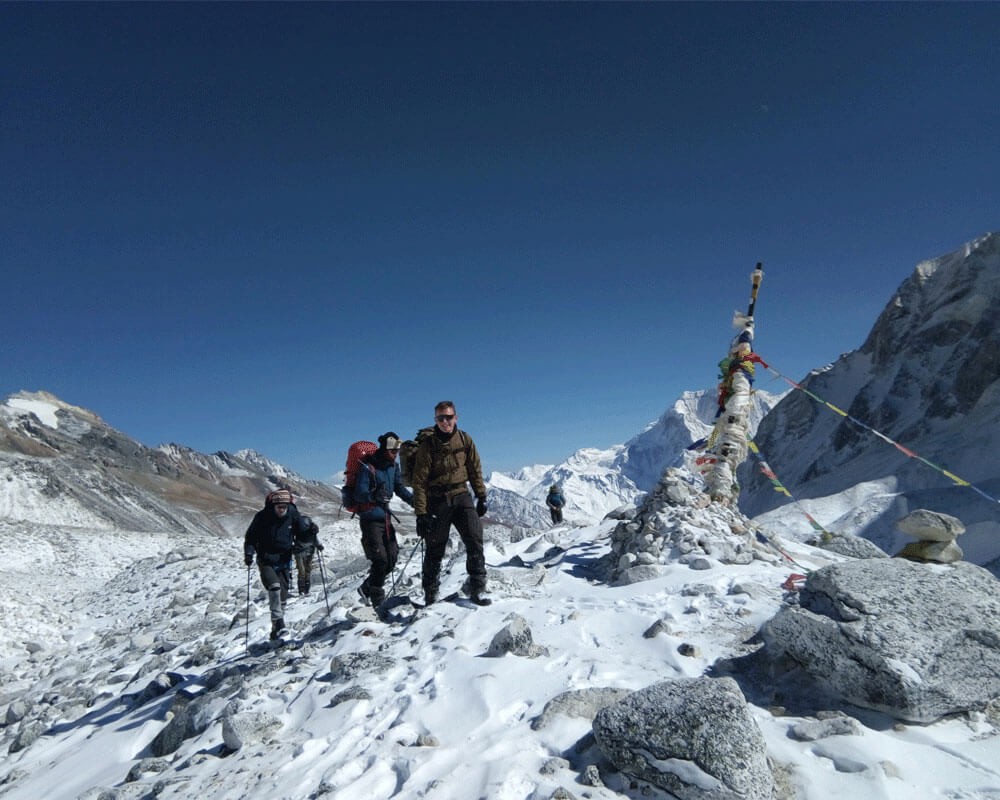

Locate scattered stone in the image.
[594,677,775,800]
[643,620,672,639]
[329,652,395,682]
[531,688,634,731]
[221,710,282,750]
[486,614,548,658]
[789,716,863,741]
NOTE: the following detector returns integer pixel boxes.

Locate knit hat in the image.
[267,489,293,506]
[378,432,402,450]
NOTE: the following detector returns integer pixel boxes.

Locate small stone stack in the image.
[894,509,965,564]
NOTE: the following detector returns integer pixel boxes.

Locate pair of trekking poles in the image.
[244,547,331,652]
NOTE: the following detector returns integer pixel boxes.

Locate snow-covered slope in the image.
[2,498,998,800]
[487,388,782,527]
[742,232,1000,570]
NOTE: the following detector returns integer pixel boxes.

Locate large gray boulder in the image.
[763,559,1000,723]
[593,677,775,800]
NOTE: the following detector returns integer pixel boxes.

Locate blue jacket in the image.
[355,454,414,521]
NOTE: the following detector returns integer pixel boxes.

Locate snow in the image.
[2,509,999,800]
[7,396,60,428]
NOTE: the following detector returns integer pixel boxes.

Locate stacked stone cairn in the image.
[894,508,965,564]
[608,468,768,585]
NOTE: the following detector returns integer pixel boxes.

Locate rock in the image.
[5,699,28,725]
[593,677,775,800]
[763,559,1000,723]
[816,532,889,560]
[485,614,548,658]
[896,540,964,564]
[329,652,395,682]
[897,509,965,542]
[221,710,282,750]
[643,620,672,639]
[531,687,634,731]
[788,716,863,741]
[147,695,214,757]
[614,564,664,586]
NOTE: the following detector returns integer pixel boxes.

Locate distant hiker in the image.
[243,488,315,640]
[411,401,491,606]
[355,432,414,606]
[546,484,565,525]
[293,514,323,596]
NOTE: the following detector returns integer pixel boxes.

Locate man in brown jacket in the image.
[411,400,491,605]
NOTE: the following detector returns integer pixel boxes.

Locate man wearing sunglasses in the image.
[411,400,491,606]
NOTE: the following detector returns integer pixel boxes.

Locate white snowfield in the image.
[1,514,999,800]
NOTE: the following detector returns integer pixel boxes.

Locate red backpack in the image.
[341,440,378,513]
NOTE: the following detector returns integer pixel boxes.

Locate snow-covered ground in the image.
[2,511,999,800]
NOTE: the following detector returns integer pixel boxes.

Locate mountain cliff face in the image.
[487,388,781,527]
[0,391,341,537]
[741,232,1000,566]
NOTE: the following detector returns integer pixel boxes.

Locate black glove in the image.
[244,554,254,567]
[316,543,324,552]
[476,497,487,517]
[416,515,433,539]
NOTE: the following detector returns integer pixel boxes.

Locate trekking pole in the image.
[386,538,422,599]
[316,548,331,614]
[245,564,252,654]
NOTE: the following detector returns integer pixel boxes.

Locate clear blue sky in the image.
[4,2,998,480]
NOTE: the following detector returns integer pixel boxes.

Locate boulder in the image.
[896,539,964,563]
[763,559,1000,722]
[593,677,775,800]
[896,509,965,542]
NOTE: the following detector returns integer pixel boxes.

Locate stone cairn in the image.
[894,508,965,564]
[607,468,765,585]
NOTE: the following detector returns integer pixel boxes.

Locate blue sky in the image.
[4,2,999,480]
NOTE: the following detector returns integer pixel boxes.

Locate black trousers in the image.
[360,516,399,599]
[422,491,486,594]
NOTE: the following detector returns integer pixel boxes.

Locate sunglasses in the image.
[435,414,455,422]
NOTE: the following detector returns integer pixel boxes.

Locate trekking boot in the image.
[270,618,286,641]
[423,587,438,605]
[470,590,492,607]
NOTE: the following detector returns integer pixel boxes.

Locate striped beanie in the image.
[267,489,293,506]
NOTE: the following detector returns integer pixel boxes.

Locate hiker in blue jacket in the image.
[356,432,414,606]
[546,484,565,525]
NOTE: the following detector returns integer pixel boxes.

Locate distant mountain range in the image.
[4,233,997,575]
[486,388,781,527]
[0,390,340,537]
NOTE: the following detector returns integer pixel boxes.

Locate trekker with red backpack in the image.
[354,432,414,607]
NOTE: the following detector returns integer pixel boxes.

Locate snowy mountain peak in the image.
[742,232,1000,572]
[487,388,782,527]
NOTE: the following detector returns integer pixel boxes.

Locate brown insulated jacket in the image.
[411,427,487,516]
